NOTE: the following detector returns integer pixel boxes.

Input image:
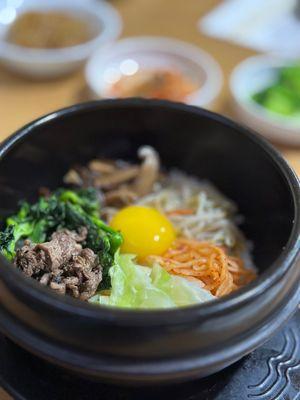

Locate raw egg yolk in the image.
[110,205,175,259]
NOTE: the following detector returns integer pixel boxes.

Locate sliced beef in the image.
[65,248,102,300]
[71,226,88,243]
[15,239,47,277]
[36,230,82,272]
[14,228,102,301]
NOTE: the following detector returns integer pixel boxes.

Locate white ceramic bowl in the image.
[0,0,122,78]
[85,37,223,109]
[230,55,300,146]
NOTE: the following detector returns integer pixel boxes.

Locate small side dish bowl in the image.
[85,37,223,108]
[0,99,299,384]
[0,0,122,78]
[230,55,300,146]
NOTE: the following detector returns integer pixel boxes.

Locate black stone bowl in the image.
[0,99,299,385]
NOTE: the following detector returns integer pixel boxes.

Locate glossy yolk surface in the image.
[110,205,176,259]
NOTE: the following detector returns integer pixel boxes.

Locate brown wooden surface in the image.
[0,1,298,398]
[0,0,299,174]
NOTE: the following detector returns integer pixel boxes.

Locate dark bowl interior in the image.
[0,99,296,273]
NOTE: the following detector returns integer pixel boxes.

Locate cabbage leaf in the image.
[90,252,214,309]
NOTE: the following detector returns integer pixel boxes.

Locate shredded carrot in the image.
[166,208,195,216]
[148,239,256,297]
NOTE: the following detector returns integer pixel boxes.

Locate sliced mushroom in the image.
[88,160,116,175]
[105,187,137,207]
[77,166,97,188]
[93,166,139,190]
[133,146,160,196]
[63,146,161,204]
[63,169,83,186]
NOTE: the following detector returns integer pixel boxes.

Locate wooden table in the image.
[0,0,299,176]
[0,1,298,398]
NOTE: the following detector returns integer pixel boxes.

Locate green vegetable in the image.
[279,64,300,94]
[0,202,36,260]
[58,188,99,217]
[254,85,298,116]
[252,63,300,117]
[0,188,122,287]
[89,252,214,309]
[0,226,17,260]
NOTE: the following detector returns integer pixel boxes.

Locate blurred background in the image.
[0,0,300,175]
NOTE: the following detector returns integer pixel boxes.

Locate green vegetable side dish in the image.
[0,188,123,289]
[252,63,300,117]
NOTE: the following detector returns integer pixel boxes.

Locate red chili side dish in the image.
[109,69,199,101]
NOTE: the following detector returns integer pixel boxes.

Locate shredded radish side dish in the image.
[149,239,256,297]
